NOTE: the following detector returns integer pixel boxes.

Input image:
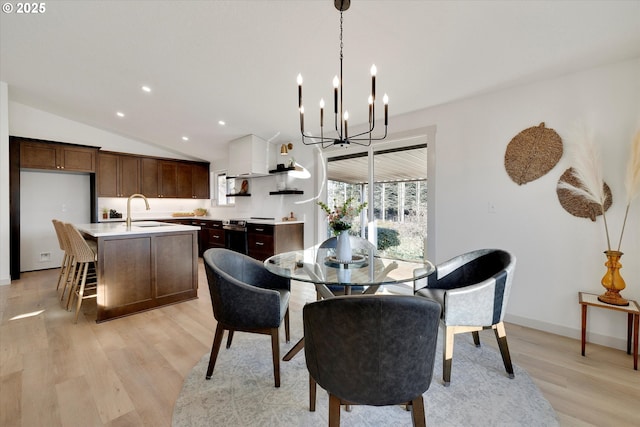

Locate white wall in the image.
[20,171,91,271]
[391,58,640,349]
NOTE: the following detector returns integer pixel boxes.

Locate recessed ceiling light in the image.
[141,85,152,93]
[182,136,189,141]
[116,111,125,117]
[218,120,226,126]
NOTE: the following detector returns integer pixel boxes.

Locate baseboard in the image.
[505,313,628,351]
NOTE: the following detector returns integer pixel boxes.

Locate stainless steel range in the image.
[222,219,248,254]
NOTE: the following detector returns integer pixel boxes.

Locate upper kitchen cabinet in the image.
[141,157,159,197]
[19,138,97,173]
[158,160,210,199]
[227,134,269,177]
[191,162,210,198]
[97,152,140,197]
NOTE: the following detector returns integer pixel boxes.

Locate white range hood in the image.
[227,134,269,177]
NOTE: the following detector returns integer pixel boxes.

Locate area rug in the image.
[173,322,558,427]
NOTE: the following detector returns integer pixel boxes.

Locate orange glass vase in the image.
[598,250,629,306]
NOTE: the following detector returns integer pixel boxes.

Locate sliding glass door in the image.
[325,141,428,261]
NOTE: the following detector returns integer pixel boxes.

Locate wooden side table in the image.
[579,292,639,370]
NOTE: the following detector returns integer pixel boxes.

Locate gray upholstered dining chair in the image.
[414,248,516,386]
[203,248,291,387]
[303,295,441,426]
[315,235,377,297]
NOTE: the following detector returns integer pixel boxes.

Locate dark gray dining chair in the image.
[414,248,516,386]
[203,248,291,387]
[304,295,441,426]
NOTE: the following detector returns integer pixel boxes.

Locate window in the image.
[214,171,235,206]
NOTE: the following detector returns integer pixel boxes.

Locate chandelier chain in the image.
[339,11,343,61]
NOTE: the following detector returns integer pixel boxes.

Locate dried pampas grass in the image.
[617,130,640,250]
[557,123,612,250]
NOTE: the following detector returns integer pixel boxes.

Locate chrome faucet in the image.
[126,194,150,228]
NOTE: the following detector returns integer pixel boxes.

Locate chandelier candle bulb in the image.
[297,74,303,108]
[383,94,389,126]
[320,99,324,127]
[371,64,376,100]
[344,111,349,139]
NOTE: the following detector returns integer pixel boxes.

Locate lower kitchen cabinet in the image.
[248,222,303,262]
[191,219,225,256]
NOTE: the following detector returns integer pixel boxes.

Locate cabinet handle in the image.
[255,228,264,232]
[255,242,264,246]
[213,236,220,239]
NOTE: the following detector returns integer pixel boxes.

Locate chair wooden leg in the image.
[73,262,89,323]
[443,326,454,386]
[56,253,68,290]
[309,375,316,412]
[472,330,481,347]
[271,327,281,387]
[66,262,80,311]
[410,396,426,427]
[494,322,515,379]
[61,259,77,305]
[206,324,225,380]
[284,307,290,343]
[226,330,234,348]
[328,394,341,427]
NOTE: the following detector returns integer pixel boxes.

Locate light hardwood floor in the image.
[1,261,638,426]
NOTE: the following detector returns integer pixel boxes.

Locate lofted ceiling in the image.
[2,1,639,165]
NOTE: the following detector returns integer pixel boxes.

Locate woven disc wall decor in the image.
[505,122,563,185]
[556,168,612,221]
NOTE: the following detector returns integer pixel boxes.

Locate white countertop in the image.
[98,217,304,226]
[76,221,200,237]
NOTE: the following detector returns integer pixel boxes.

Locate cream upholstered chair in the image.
[414,249,516,386]
[63,222,98,323]
[203,248,291,387]
[52,219,74,300]
[304,295,441,426]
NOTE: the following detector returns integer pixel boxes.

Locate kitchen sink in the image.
[128,221,173,227]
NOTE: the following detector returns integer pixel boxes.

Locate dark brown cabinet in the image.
[20,140,97,172]
[97,152,140,197]
[192,163,210,198]
[159,161,179,198]
[247,222,304,261]
[141,158,159,197]
[156,160,209,199]
[191,220,225,256]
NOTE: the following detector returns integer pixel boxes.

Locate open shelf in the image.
[269,190,304,195]
[226,193,251,197]
[269,166,297,174]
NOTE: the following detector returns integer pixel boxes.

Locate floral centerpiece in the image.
[318,197,367,262]
[558,126,640,306]
[318,197,367,235]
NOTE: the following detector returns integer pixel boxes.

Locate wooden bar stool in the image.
[51,219,74,301]
[63,222,98,323]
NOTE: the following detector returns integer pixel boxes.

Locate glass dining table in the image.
[264,246,436,360]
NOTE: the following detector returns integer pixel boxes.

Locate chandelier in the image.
[297,0,388,148]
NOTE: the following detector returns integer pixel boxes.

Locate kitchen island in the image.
[75,221,200,322]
